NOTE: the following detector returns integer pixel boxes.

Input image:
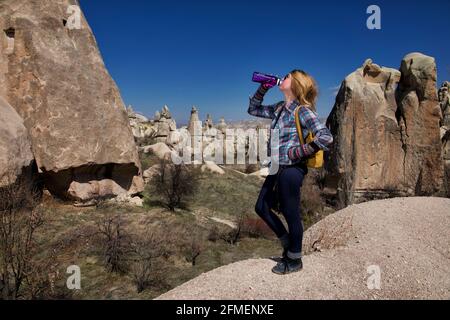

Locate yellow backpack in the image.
[294,105,324,169]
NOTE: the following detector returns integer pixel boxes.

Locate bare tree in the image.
[183,227,204,266]
[189,238,202,266]
[0,174,43,300]
[149,158,200,211]
[129,229,172,293]
[96,214,132,274]
[219,212,246,246]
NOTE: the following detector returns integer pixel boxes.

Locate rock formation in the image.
[143,164,161,184]
[438,81,450,127]
[154,105,177,143]
[187,106,203,156]
[0,96,35,189]
[325,54,445,208]
[201,161,225,175]
[216,117,228,135]
[439,82,450,196]
[142,142,172,160]
[204,113,214,130]
[127,105,156,139]
[396,53,444,196]
[0,0,144,202]
[156,197,450,300]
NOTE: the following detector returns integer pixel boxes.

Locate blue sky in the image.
[79,0,450,125]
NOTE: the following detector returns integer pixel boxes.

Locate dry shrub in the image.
[241,217,274,239]
[129,228,173,293]
[24,250,69,300]
[180,226,205,266]
[148,159,201,211]
[207,225,221,242]
[96,214,132,274]
[0,174,44,300]
[207,211,273,245]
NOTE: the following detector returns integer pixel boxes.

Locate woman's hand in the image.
[262,82,275,90]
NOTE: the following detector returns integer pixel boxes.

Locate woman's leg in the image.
[254,174,289,242]
[277,167,306,260]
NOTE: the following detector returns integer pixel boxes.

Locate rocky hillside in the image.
[156,196,450,300]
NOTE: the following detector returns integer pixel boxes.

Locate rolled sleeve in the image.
[302,108,334,151]
[247,85,277,120]
[287,107,334,162]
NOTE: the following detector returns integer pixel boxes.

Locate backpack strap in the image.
[295,105,322,153]
[294,105,305,145]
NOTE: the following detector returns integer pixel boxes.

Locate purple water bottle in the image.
[252,72,282,87]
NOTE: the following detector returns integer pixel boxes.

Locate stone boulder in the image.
[156,197,450,300]
[0,0,144,202]
[441,127,450,197]
[325,59,404,207]
[201,161,225,175]
[396,53,444,196]
[142,143,172,160]
[0,95,34,188]
[438,82,450,127]
[143,164,161,183]
[154,105,177,143]
[325,54,444,208]
[249,167,270,179]
[127,105,156,140]
[438,81,450,197]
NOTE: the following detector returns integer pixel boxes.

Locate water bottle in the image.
[252,72,282,87]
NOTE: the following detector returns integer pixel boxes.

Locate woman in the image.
[247,69,333,275]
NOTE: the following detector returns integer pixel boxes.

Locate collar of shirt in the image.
[277,99,301,115]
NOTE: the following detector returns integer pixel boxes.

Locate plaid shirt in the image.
[248,85,334,166]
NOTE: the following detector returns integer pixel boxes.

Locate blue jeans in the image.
[254,164,307,259]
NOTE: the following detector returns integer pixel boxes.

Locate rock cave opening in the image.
[4,28,15,39]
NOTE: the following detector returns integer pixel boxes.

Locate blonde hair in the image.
[290,69,319,112]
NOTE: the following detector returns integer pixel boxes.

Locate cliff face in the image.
[325,53,445,208]
[0,0,144,201]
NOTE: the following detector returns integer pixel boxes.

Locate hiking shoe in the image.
[271,257,303,275]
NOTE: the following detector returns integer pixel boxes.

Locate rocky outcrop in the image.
[0,96,34,188]
[204,113,214,130]
[249,167,270,179]
[216,117,228,135]
[0,0,144,202]
[201,161,225,175]
[325,54,445,208]
[142,142,172,160]
[127,105,156,140]
[153,105,177,143]
[156,197,450,300]
[143,164,161,184]
[439,82,450,196]
[439,82,450,127]
[325,59,404,206]
[396,53,444,196]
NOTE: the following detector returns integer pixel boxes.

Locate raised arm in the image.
[288,106,334,160]
[247,84,279,119]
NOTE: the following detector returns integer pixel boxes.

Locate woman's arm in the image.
[288,107,334,160]
[247,84,278,119]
